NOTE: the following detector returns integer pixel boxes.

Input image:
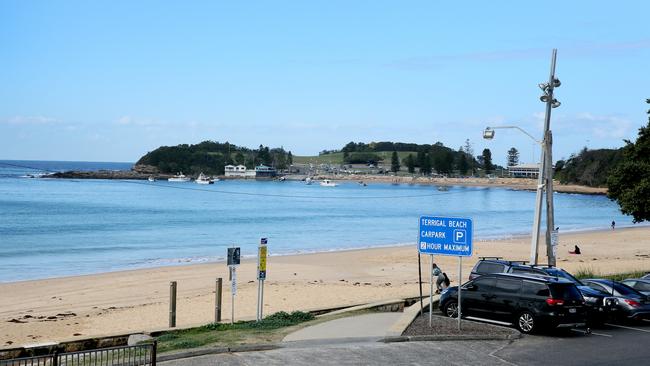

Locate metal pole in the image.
[231,268,235,325]
[542,49,558,266]
[545,130,556,266]
[418,252,424,314]
[429,255,433,328]
[169,281,177,328]
[458,256,462,330]
[260,280,265,320]
[215,278,222,322]
[530,145,546,265]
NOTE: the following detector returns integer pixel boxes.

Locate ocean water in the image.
[0,160,640,282]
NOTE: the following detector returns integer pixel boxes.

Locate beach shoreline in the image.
[2,225,649,347]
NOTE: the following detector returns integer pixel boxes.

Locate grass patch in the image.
[156,310,340,354]
[574,266,648,281]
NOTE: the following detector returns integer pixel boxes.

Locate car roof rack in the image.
[479,256,502,260]
[532,264,555,268]
[508,260,528,265]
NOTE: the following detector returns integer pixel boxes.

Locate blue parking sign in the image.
[418,216,473,257]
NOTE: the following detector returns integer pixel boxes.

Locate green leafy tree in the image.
[421,153,432,175]
[607,99,650,223]
[482,148,493,174]
[287,151,293,165]
[456,147,469,176]
[405,154,416,173]
[390,151,400,173]
[507,147,520,167]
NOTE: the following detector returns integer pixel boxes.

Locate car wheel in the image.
[442,301,458,318]
[516,311,536,334]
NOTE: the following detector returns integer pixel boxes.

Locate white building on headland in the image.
[508,163,541,178]
[224,165,249,177]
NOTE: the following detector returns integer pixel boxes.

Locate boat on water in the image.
[320,179,337,187]
[210,177,220,183]
[148,176,155,182]
[305,177,313,185]
[168,172,191,182]
[195,172,213,185]
[437,185,449,191]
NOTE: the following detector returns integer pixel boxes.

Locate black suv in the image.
[440,273,587,334]
[469,257,615,324]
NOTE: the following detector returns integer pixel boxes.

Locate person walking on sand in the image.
[611,220,616,230]
[432,264,448,294]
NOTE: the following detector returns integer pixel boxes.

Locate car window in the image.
[622,280,636,288]
[476,262,506,274]
[635,282,650,291]
[550,284,583,300]
[586,282,609,294]
[545,268,582,285]
[511,268,537,275]
[495,278,521,294]
[468,277,496,292]
[613,282,644,297]
[522,281,549,297]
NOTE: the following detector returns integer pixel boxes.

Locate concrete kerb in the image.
[385,296,437,337]
[156,344,279,363]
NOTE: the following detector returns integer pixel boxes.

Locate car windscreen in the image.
[476,262,506,274]
[613,282,644,297]
[545,268,582,285]
[549,284,583,300]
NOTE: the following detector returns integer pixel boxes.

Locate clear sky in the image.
[1,1,649,165]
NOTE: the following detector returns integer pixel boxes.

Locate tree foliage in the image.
[404,154,416,173]
[555,147,623,187]
[482,148,493,174]
[507,148,519,166]
[607,99,650,223]
[136,141,292,175]
[390,151,400,173]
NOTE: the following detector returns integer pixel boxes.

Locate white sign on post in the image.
[231,266,237,295]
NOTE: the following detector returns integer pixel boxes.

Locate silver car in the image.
[621,279,650,296]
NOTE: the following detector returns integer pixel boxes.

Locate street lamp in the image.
[483,125,544,266]
[483,49,561,266]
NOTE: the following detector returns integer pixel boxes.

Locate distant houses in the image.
[224,164,276,178]
[508,164,540,178]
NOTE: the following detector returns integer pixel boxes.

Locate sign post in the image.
[418,216,473,330]
[227,246,241,324]
[257,238,268,321]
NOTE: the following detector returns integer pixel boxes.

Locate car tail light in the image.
[546,298,565,306]
[624,299,641,307]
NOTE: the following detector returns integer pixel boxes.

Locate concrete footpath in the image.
[283,312,403,342]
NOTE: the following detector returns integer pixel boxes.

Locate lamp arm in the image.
[489,126,542,145]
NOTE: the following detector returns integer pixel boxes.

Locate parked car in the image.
[621,279,650,296]
[641,273,650,280]
[582,279,650,322]
[440,273,587,334]
[468,257,616,324]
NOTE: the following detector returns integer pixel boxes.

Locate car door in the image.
[491,278,523,321]
[462,277,496,316]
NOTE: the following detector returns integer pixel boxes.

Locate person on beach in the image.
[432,264,448,293]
[611,220,616,230]
[569,245,581,255]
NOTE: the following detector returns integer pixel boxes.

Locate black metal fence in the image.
[0,343,156,366]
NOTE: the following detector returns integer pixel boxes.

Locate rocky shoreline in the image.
[45,169,607,195]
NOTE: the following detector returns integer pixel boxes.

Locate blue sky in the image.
[1,1,649,165]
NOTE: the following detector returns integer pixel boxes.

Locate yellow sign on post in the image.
[258,238,267,280]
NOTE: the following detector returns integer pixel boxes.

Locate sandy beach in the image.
[2,226,649,347]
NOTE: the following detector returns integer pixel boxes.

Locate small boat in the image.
[320,179,337,187]
[168,172,191,182]
[210,177,220,183]
[358,181,367,187]
[195,172,213,185]
[148,176,155,182]
[437,186,449,191]
[305,177,313,185]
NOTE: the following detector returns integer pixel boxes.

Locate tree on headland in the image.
[457,147,469,176]
[391,151,400,173]
[482,148,493,174]
[405,154,416,174]
[607,99,650,223]
[507,147,520,166]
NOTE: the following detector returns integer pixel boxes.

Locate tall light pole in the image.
[483,125,544,265]
[483,49,561,266]
[539,49,561,267]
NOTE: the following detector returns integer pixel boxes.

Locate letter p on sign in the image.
[453,229,466,244]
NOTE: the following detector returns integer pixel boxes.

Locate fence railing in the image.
[0,343,156,366]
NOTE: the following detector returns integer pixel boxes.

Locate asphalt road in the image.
[160,320,650,366]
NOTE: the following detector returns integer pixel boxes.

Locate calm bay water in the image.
[0,160,639,282]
